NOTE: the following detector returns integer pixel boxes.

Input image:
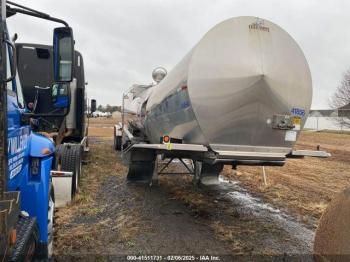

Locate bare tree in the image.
[330,69,350,128]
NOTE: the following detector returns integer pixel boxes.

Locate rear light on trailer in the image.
[163,135,170,143]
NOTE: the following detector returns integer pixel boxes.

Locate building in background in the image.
[305,106,350,131]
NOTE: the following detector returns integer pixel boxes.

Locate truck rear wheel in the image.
[59,145,83,197]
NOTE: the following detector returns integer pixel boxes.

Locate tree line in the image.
[97,104,121,113]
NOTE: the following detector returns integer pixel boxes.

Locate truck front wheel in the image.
[9,217,39,262]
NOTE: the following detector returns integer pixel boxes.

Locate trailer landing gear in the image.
[128,156,223,187]
[193,162,223,186]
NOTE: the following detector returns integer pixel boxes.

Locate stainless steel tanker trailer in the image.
[114,16,329,184]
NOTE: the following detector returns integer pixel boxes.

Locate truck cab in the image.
[6,25,57,258]
[0,1,75,260]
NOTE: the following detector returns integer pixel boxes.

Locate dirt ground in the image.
[54,117,350,260]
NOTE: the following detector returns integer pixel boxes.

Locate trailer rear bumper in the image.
[123,143,286,166]
[123,143,330,167]
[51,171,73,208]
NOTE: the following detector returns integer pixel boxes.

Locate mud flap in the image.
[126,149,156,184]
[314,188,350,260]
[127,161,155,183]
[51,171,73,207]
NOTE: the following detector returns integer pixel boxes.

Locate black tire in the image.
[9,217,39,262]
[113,132,117,150]
[59,145,82,197]
[114,135,122,151]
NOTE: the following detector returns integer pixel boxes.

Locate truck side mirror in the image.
[91,99,97,113]
[53,27,74,83]
[52,83,70,112]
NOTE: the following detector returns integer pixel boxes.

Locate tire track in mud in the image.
[215,178,314,251]
[159,161,315,256]
[55,138,233,260]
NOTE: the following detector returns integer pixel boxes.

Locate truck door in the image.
[6,32,30,191]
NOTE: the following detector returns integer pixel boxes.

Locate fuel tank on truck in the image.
[143,16,312,159]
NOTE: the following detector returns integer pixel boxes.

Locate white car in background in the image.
[92,111,112,117]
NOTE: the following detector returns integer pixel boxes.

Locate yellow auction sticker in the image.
[293,117,301,125]
[166,143,173,150]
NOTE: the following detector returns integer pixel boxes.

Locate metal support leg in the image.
[199,163,223,186]
[151,155,159,186]
[179,158,194,174]
[192,161,202,186]
[158,158,174,174]
[262,166,267,185]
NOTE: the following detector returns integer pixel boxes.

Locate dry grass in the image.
[54,118,142,256]
[54,143,114,253]
[87,117,115,138]
[222,131,350,226]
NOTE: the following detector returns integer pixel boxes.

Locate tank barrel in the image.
[121,19,341,246]
[125,17,312,161]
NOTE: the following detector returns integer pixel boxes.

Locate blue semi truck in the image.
[0,1,76,260]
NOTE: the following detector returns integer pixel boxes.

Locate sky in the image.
[7,0,350,109]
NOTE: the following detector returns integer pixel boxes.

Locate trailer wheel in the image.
[114,135,122,151]
[60,145,83,197]
[9,217,39,262]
